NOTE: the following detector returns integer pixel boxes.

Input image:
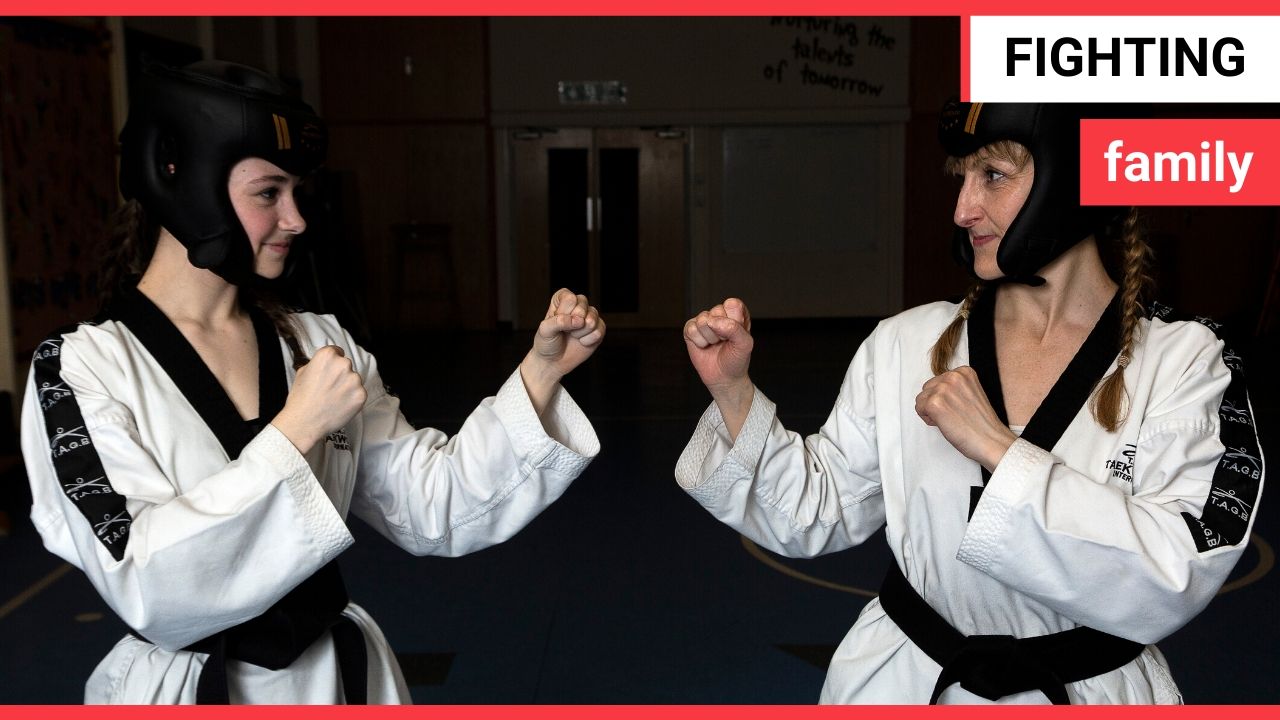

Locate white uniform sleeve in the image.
[21,342,353,652]
[958,329,1261,644]
[674,329,886,558]
[346,337,600,557]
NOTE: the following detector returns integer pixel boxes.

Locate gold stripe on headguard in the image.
[964,102,983,134]
[272,114,292,150]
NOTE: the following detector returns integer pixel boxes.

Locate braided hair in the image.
[928,207,1153,432]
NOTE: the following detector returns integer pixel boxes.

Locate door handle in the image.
[586,197,604,231]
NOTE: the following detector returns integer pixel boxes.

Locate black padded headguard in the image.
[119,60,327,286]
[939,101,1116,285]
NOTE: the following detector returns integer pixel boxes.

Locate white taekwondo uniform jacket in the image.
[676,297,1263,704]
[22,287,600,703]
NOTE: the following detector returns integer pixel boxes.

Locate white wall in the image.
[697,124,904,317]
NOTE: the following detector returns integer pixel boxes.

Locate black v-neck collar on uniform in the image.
[965,287,1122,514]
[110,286,288,460]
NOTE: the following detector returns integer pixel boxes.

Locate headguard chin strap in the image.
[119,60,327,287]
[938,101,1120,285]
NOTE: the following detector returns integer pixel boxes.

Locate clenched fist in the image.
[273,345,367,453]
[520,288,606,415]
[684,297,755,440]
[915,366,1016,471]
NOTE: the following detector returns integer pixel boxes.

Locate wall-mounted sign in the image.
[557,80,628,105]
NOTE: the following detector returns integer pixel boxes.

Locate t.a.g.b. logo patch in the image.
[1220,444,1263,481]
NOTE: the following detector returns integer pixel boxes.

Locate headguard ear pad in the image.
[119,60,327,286]
[938,102,1119,284]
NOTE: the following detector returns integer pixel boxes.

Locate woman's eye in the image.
[985,169,1007,183]
[257,187,280,201]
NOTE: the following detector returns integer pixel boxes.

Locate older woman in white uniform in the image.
[676,102,1263,704]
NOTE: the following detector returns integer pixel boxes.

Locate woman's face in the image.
[227,157,306,279]
[951,144,1035,281]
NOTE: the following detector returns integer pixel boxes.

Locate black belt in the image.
[132,561,368,704]
[878,563,1144,704]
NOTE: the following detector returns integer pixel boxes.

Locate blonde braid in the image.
[931,282,986,376]
[1090,209,1154,431]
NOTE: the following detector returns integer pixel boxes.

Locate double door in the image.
[512,127,686,328]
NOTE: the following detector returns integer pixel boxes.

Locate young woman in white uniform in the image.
[22,61,606,704]
[676,102,1263,704]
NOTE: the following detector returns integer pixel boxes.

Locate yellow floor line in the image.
[741,535,877,598]
[0,563,73,621]
[1219,532,1274,595]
